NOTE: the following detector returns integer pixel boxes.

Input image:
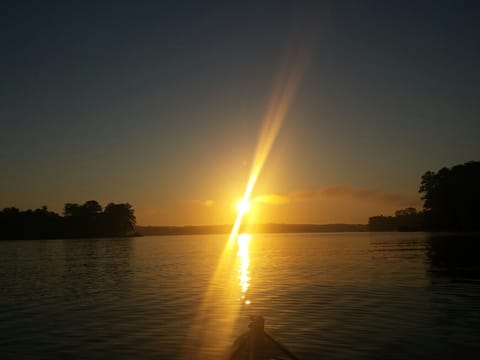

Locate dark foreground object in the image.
[228,316,299,360]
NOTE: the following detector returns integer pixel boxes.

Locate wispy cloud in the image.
[253,185,420,207]
[199,199,214,207]
[253,194,290,205]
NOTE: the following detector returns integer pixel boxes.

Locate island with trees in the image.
[0,201,136,240]
[136,223,367,236]
[368,207,423,231]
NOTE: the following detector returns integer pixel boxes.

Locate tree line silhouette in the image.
[369,161,480,232]
[368,207,423,231]
[1,161,478,239]
[0,201,136,240]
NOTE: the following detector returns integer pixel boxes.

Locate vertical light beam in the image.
[183,37,313,359]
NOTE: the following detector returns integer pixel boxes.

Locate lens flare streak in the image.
[183,37,312,358]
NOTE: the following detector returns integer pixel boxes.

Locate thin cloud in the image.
[254,185,420,207]
[253,194,290,205]
[199,199,214,207]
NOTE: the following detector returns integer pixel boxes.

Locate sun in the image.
[236,199,251,214]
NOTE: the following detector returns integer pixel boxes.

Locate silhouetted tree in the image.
[395,207,417,217]
[419,161,480,231]
[0,206,63,239]
[103,203,136,236]
[368,208,423,231]
[395,207,423,231]
[0,200,137,240]
[82,200,103,237]
[368,215,397,231]
[63,200,103,237]
[0,207,22,239]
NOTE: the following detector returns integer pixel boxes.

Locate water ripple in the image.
[1,233,480,359]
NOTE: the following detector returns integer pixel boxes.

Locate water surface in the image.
[1,233,479,359]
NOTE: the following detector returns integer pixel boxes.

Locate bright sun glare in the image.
[236,199,251,214]
[185,38,312,356]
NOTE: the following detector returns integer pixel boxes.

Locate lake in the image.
[1,232,479,359]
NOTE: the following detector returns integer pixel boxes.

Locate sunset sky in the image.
[2,1,479,225]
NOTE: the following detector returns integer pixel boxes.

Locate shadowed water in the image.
[1,233,479,359]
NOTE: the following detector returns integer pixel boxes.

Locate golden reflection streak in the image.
[237,233,251,300]
[183,39,313,358]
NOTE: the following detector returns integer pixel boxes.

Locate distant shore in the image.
[136,223,367,236]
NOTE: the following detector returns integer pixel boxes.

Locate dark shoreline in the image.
[0,224,368,240]
[137,223,368,236]
[2,228,480,241]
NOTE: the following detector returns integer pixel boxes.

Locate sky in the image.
[1,0,479,226]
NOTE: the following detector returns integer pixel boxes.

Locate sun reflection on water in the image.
[237,233,251,304]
